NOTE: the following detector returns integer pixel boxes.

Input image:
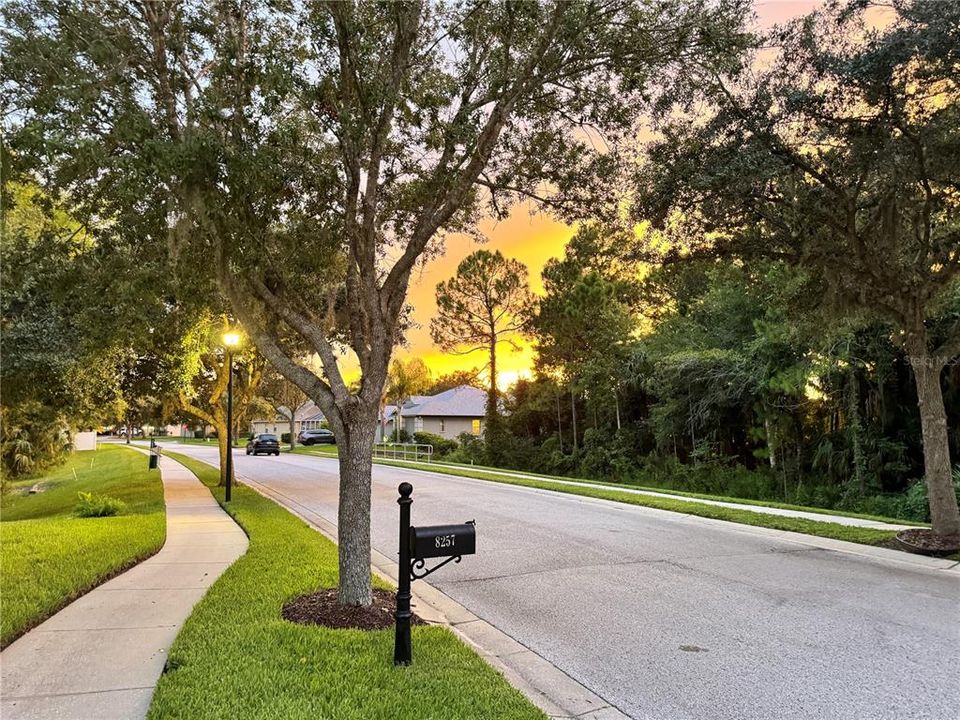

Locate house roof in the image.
[400,385,486,418]
[253,399,324,424]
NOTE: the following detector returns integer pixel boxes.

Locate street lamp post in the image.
[223,331,241,502]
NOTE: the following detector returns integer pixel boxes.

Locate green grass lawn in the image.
[290,444,338,457]
[146,436,223,446]
[290,444,920,527]
[377,457,925,527]
[0,445,166,646]
[373,459,899,548]
[149,452,543,720]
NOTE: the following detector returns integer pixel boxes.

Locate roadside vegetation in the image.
[149,452,543,720]
[0,445,165,646]
[372,458,899,548]
[377,457,928,526]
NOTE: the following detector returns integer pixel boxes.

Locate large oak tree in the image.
[633,0,960,535]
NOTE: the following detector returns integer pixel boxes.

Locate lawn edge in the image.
[0,445,167,648]
[371,458,902,547]
[374,457,927,526]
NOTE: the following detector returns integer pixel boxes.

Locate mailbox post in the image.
[395,483,414,665]
[394,483,475,666]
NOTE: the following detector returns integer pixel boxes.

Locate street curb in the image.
[235,471,629,720]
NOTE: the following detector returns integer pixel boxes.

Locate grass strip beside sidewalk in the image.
[149,452,544,720]
[0,445,166,646]
[377,458,925,527]
[374,459,898,548]
[290,446,921,527]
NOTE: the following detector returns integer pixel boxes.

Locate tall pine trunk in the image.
[336,412,377,605]
[484,336,500,459]
[907,334,960,536]
[570,386,578,453]
[847,366,867,496]
[764,415,777,469]
[556,388,564,453]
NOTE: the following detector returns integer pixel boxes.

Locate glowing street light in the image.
[223,331,241,501]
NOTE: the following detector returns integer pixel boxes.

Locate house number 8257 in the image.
[435,534,455,549]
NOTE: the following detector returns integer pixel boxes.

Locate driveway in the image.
[161,444,960,720]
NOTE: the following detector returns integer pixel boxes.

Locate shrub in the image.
[75,491,126,518]
[280,433,291,444]
[898,470,960,523]
[412,432,458,456]
[448,433,486,465]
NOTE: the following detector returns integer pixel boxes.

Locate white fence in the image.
[372,443,433,462]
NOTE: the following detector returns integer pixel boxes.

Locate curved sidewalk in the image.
[0,455,248,720]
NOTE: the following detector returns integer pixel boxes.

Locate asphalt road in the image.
[162,444,960,720]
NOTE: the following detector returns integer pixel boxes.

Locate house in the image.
[249,400,326,437]
[378,385,487,441]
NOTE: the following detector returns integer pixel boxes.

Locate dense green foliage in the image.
[0,180,227,478]
[0,183,146,476]
[455,2,960,526]
[0,446,165,646]
[489,247,959,523]
[632,0,960,533]
[149,452,543,720]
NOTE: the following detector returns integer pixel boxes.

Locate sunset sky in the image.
[391,0,827,388]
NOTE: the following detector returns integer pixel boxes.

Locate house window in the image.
[439,419,445,434]
[414,417,424,433]
[471,419,481,435]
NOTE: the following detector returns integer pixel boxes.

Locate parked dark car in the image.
[246,433,280,456]
[297,428,336,446]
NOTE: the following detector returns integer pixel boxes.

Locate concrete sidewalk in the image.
[375,459,919,531]
[0,454,248,720]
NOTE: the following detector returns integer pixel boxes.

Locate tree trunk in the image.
[289,413,296,450]
[847,366,866,496]
[908,342,960,536]
[336,413,377,605]
[614,391,621,431]
[556,388,563,453]
[484,337,501,461]
[570,386,578,453]
[488,337,498,416]
[764,415,777,469]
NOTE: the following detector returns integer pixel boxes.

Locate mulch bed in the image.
[282,588,426,630]
[894,529,960,557]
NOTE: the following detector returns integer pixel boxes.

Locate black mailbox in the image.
[410,523,476,560]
